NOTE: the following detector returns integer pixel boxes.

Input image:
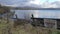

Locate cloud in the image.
[0,0,33,7]
[0,0,60,8]
[40,1,60,8]
[30,0,40,5]
[0,0,28,4]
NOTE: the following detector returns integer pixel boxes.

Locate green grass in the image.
[0,19,60,34]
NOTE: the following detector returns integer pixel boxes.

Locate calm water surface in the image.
[11,10,60,19]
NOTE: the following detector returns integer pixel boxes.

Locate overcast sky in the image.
[0,0,60,8]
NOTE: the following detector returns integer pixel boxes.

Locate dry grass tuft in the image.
[0,19,60,34]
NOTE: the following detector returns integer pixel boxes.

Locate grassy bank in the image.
[0,19,60,34]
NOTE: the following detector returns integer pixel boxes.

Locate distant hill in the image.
[2,5,60,10]
[12,7,60,10]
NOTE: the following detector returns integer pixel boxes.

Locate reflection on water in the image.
[11,10,60,19]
